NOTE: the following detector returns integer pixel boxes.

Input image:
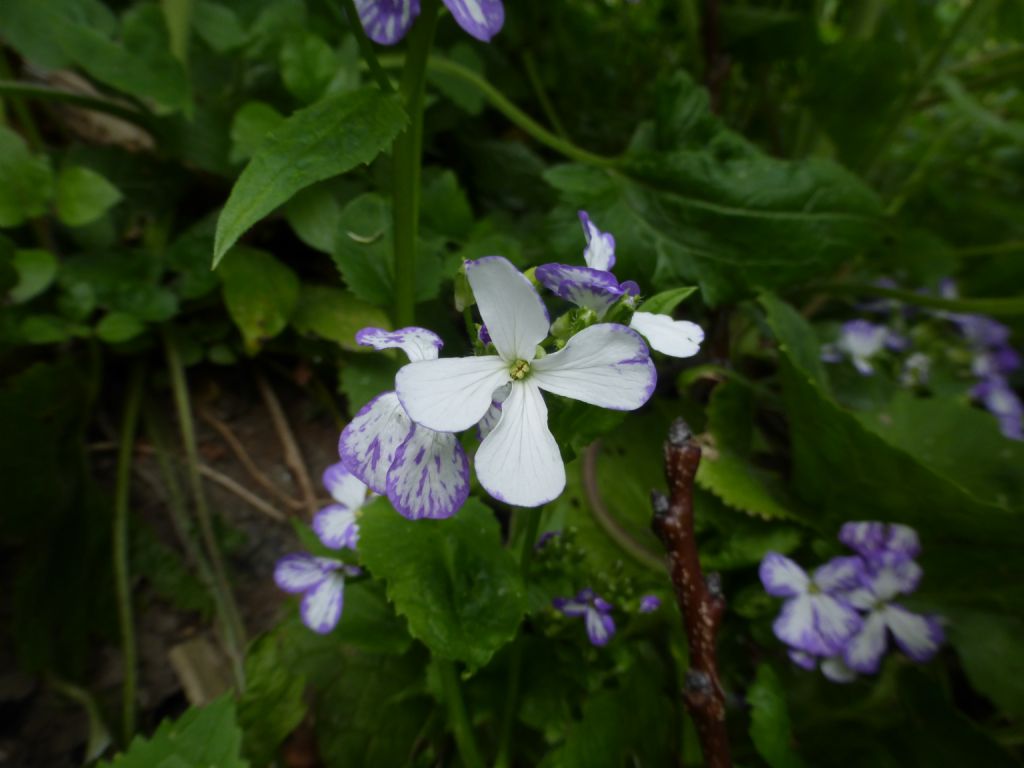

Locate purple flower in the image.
[972,376,1023,440]
[638,594,661,613]
[313,462,369,550]
[275,554,361,634]
[788,649,858,683]
[824,320,891,375]
[535,263,636,318]
[534,530,561,550]
[838,522,920,565]
[354,0,504,45]
[554,589,616,646]
[759,553,864,656]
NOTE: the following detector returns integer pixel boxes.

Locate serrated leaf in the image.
[697,451,800,521]
[0,126,53,228]
[217,247,299,353]
[55,166,123,227]
[637,286,698,315]
[237,632,307,766]
[748,664,806,768]
[290,284,390,351]
[213,88,407,266]
[357,498,526,670]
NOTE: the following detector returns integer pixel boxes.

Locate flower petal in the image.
[339,392,413,494]
[322,462,368,510]
[386,426,469,520]
[475,380,565,507]
[354,0,420,45]
[843,610,889,674]
[396,355,510,432]
[532,324,656,411]
[883,605,944,662]
[813,556,864,593]
[579,211,616,271]
[811,594,863,654]
[300,574,345,634]
[466,256,549,361]
[629,312,704,358]
[535,264,624,317]
[865,560,922,602]
[585,607,616,646]
[638,595,661,613]
[553,597,587,617]
[356,326,443,362]
[820,657,858,683]
[313,504,360,550]
[773,595,819,653]
[759,552,809,597]
[274,553,329,593]
[788,649,817,671]
[440,0,504,41]
[838,521,885,556]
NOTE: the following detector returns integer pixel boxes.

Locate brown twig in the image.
[700,0,731,114]
[652,419,731,768]
[256,373,319,520]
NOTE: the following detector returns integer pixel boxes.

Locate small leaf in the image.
[218,247,299,353]
[9,249,58,304]
[637,286,698,315]
[95,312,146,344]
[0,126,53,228]
[191,1,247,52]
[280,31,337,104]
[55,166,123,227]
[213,88,407,266]
[748,664,806,768]
[290,284,390,351]
[229,101,285,164]
[285,184,343,254]
[358,498,526,670]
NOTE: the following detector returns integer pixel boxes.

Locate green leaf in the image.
[237,632,307,766]
[339,354,400,414]
[218,247,299,353]
[421,170,474,240]
[55,166,123,227]
[94,312,146,343]
[191,1,247,52]
[637,286,698,315]
[0,126,53,228]
[19,314,83,344]
[333,580,413,655]
[284,183,343,254]
[280,32,337,104]
[357,498,526,670]
[947,611,1024,717]
[748,664,806,768]
[229,101,285,164]
[213,88,407,266]
[9,249,58,304]
[100,695,246,767]
[290,284,390,351]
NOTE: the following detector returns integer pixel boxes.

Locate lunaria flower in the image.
[536,212,704,359]
[788,650,858,683]
[838,521,920,565]
[313,462,369,550]
[354,0,504,45]
[759,553,863,656]
[638,594,662,613]
[274,555,361,634]
[395,256,656,507]
[972,377,1023,441]
[340,327,470,519]
[553,589,616,646]
[821,320,891,375]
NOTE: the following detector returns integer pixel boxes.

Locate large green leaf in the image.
[946,611,1024,718]
[748,664,806,768]
[357,498,526,669]
[0,126,53,228]
[237,632,307,766]
[217,247,299,352]
[213,88,406,266]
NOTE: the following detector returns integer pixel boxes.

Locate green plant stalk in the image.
[338,0,394,93]
[811,281,1024,317]
[162,328,248,689]
[522,51,568,140]
[0,80,153,130]
[392,0,440,327]
[438,660,486,768]
[113,363,145,745]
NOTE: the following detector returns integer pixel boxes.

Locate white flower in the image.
[395,256,657,507]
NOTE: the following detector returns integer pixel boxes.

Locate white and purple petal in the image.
[865,560,923,602]
[553,597,588,617]
[396,354,510,432]
[843,610,888,674]
[772,595,818,653]
[465,256,549,362]
[274,553,333,594]
[638,595,661,613]
[386,426,469,520]
[585,607,616,646]
[882,605,944,662]
[820,656,858,683]
[322,462,369,510]
[441,0,504,41]
[535,264,625,317]
[759,552,809,597]
[354,0,420,45]
[811,594,863,654]
[355,326,443,362]
[339,391,414,494]
[812,556,864,593]
[628,312,704,358]
[313,504,360,550]
[532,324,656,411]
[477,382,511,440]
[788,649,817,671]
[300,573,346,634]
[839,521,920,562]
[578,211,616,272]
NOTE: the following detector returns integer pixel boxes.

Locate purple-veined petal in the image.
[772,595,818,653]
[386,426,469,520]
[838,522,885,556]
[532,324,656,411]
[788,649,817,671]
[813,556,864,593]
[883,605,944,662]
[843,611,888,674]
[354,0,420,45]
[356,326,443,362]
[475,380,565,507]
[811,594,863,654]
[322,462,369,510]
[628,312,704,358]
[313,504,360,550]
[300,573,346,634]
[535,264,624,318]
[592,595,613,613]
[759,552,809,597]
[274,553,331,593]
[638,595,661,613]
[396,355,510,432]
[865,560,922,602]
[477,383,511,440]
[578,211,616,271]
[553,597,587,617]
[839,521,920,562]
[585,607,616,646]
[465,256,549,362]
[339,392,413,494]
[441,0,504,41]
[820,656,858,683]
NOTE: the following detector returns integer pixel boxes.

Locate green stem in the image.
[113,363,145,745]
[522,51,568,140]
[957,240,1024,258]
[391,0,440,327]
[336,0,394,92]
[438,660,486,768]
[810,281,1024,317]
[0,55,43,149]
[0,79,153,130]
[162,327,247,690]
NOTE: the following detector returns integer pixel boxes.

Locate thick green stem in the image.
[809,281,1024,317]
[392,0,440,327]
[162,328,247,689]
[337,0,394,92]
[439,660,486,768]
[113,363,145,745]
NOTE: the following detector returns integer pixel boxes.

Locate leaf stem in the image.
[336,0,394,92]
[438,660,485,768]
[392,0,440,327]
[809,281,1024,317]
[0,79,154,130]
[113,363,145,744]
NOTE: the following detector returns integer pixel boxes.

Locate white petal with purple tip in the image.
[354,0,420,45]
[843,611,888,673]
[535,264,624,317]
[585,608,615,646]
[759,552,809,597]
[441,0,504,41]
[396,355,510,432]
[322,462,368,510]
[386,426,469,520]
[300,574,346,634]
[554,598,588,617]
[629,312,704,358]
[821,656,858,683]
[356,326,443,362]
[811,594,863,654]
[465,256,549,362]
[339,392,414,494]
[578,211,616,271]
[812,556,863,592]
[868,560,922,602]
[532,324,656,411]
[313,505,360,550]
[773,594,818,652]
[788,649,817,671]
[275,554,330,593]
[883,605,943,662]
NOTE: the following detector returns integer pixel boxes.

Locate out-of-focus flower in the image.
[638,594,662,613]
[553,589,616,646]
[354,0,504,45]
[274,554,361,634]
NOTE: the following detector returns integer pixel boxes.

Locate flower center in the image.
[509,359,531,380]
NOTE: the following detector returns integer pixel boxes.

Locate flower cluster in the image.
[355,0,504,45]
[552,590,662,647]
[759,522,943,683]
